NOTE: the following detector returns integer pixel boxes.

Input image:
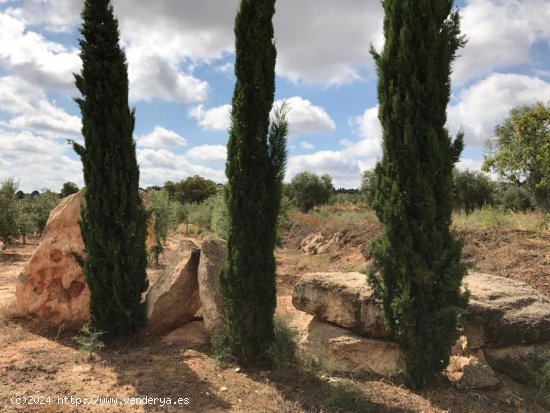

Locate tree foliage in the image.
[0,178,19,249]
[287,172,333,213]
[360,169,377,206]
[163,175,218,205]
[483,102,550,212]
[71,0,148,338]
[60,182,80,198]
[220,0,287,367]
[452,169,494,214]
[369,0,468,388]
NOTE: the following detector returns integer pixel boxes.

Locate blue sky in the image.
[0,0,549,192]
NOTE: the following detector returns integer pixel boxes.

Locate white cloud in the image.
[136,126,187,149]
[0,76,81,138]
[287,151,362,188]
[127,53,209,103]
[274,0,384,85]
[137,148,225,186]
[344,106,382,159]
[0,12,80,89]
[447,73,550,146]
[276,97,336,137]
[454,0,550,83]
[0,128,82,192]
[189,104,231,131]
[300,141,314,150]
[7,0,383,87]
[186,145,227,163]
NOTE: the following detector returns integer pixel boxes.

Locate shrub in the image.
[498,185,533,212]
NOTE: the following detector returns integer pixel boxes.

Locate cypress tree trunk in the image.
[72,0,148,338]
[369,0,468,387]
[220,0,287,366]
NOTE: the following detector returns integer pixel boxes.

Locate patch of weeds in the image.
[74,322,105,362]
[209,326,235,368]
[536,356,550,408]
[268,316,299,377]
[323,380,371,413]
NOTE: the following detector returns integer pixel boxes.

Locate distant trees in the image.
[0,178,19,248]
[71,0,148,338]
[60,182,79,198]
[360,170,377,206]
[220,0,288,366]
[369,0,468,387]
[483,102,550,212]
[163,176,218,205]
[0,178,61,247]
[287,172,333,212]
[452,169,495,214]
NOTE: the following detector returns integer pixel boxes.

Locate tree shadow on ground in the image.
[258,368,412,413]
[5,320,230,413]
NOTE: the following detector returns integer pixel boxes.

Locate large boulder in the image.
[292,272,389,339]
[446,354,500,389]
[15,191,88,326]
[197,236,226,335]
[145,240,201,335]
[463,273,550,347]
[15,189,156,326]
[290,312,402,377]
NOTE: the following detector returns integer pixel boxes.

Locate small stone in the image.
[234,367,241,372]
[220,386,228,392]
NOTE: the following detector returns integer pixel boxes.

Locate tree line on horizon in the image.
[1,0,548,389]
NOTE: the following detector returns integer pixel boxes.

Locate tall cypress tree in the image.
[220,0,287,366]
[71,0,148,338]
[369,0,468,387]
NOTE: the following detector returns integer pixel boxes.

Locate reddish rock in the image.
[15,189,156,326]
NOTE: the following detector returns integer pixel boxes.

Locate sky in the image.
[0,0,549,192]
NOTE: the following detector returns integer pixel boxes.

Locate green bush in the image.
[498,185,533,212]
[452,169,495,214]
[148,189,183,242]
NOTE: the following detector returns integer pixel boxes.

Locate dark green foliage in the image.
[220,0,287,366]
[32,190,60,235]
[287,172,334,212]
[60,182,80,198]
[452,169,495,214]
[498,185,533,212]
[71,0,148,338]
[163,175,218,204]
[369,0,468,388]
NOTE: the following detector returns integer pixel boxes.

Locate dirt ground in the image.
[0,212,548,412]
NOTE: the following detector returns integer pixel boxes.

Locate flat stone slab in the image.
[292,272,389,339]
[293,272,550,348]
[290,312,402,377]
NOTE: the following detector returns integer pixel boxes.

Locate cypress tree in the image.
[369,0,468,387]
[220,0,287,366]
[71,0,148,338]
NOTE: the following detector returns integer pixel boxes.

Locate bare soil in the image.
[0,213,548,412]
